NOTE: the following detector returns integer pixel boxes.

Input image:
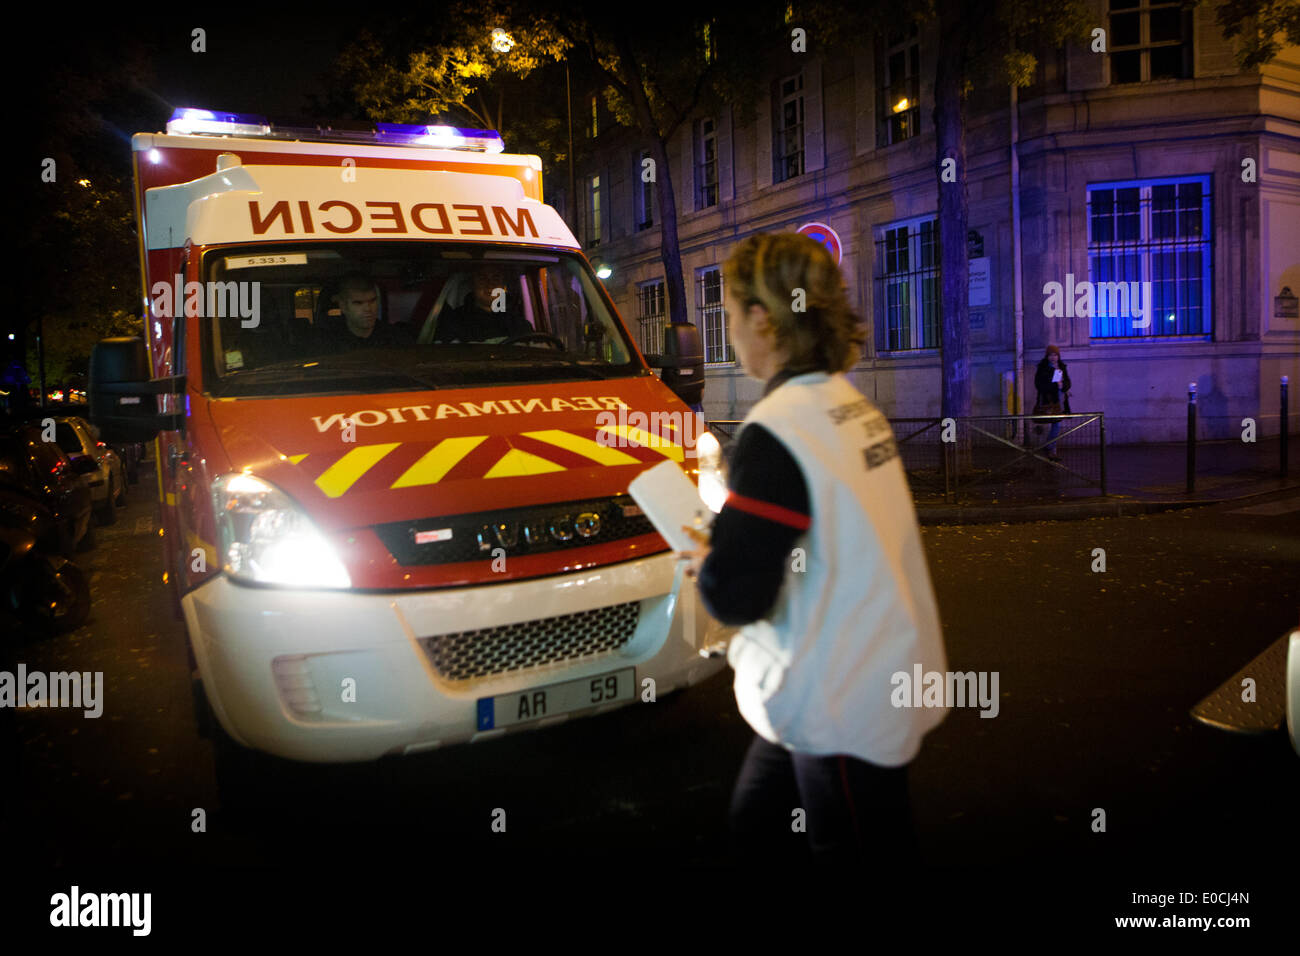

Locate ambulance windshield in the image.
[201,243,642,396]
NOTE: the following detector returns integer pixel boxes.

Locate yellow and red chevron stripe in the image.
[289,427,682,499]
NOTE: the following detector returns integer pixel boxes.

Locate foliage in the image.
[1212,0,1300,69]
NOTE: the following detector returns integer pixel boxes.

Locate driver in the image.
[433,264,532,343]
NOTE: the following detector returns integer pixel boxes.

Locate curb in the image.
[914,482,1300,525]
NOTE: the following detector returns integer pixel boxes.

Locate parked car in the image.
[0,421,96,552]
[51,415,126,525]
[0,479,91,637]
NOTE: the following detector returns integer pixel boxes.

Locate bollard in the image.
[1283,376,1290,480]
[1187,382,1197,494]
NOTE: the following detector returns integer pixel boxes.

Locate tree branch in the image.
[664,61,714,141]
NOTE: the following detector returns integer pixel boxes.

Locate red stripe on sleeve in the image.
[723,491,811,531]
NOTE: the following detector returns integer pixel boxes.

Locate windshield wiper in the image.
[227,363,442,391]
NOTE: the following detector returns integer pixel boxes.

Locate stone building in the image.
[552,0,1299,442]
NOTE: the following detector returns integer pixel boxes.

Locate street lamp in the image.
[490,28,514,53]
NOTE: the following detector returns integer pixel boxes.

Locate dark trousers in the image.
[727,733,918,864]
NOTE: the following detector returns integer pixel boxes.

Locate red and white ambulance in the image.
[90,108,727,771]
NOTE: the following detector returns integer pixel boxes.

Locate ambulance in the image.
[89,108,730,774]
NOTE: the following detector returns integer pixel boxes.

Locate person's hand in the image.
[676,525,710,579]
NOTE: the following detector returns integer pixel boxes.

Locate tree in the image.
[334,5,573,169]
[553,9,766,330]
[925,0,1091,427]
[1213,0,1300,68]
[12,20,155,398]
[336,2,770,336]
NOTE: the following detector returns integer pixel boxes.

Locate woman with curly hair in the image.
[679,232,949,863]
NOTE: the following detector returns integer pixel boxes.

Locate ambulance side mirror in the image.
[646,322,704,407]
[88,337,185,442]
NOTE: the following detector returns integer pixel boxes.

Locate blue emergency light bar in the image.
[165,108,505,152]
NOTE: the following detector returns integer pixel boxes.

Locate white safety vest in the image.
[725,371,949,766]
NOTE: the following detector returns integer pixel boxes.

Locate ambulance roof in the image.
[143,163,579,251]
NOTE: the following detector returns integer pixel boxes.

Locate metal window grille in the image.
[774,73,804,183]
[636,279,666,355]
[1108,0,1192,84]
[1086,176,1212,338]
[878,26,920,147]
[635,150,654,231]
[697,267,732,363]
[875,217,939,350]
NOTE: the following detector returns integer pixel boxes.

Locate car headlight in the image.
[695,430,728,514]
[211,473,351,588]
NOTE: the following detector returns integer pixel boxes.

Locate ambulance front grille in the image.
[420,601,640,682]
[374,494,658,566]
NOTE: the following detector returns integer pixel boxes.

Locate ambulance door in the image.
[173,250,213,598]
[158,252,194,606]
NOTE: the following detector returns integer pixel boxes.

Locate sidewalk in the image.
[912,437,1300,524]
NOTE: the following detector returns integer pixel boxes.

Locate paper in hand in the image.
[1052,369,1063,383]
[627,459,710,553]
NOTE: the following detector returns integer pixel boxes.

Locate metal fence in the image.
[708,413,1107,504]
[893,413,1106,501]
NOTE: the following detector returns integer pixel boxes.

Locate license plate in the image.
[476,667,635,731]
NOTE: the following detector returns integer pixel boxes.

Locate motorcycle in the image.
[0,482,91,638]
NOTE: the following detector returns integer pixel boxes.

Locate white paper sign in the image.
[968,256,991,307]
[627,460,709,553]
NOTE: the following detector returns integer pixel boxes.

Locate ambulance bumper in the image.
[182,553,731,762]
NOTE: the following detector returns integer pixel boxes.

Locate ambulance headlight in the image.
[212,473,351,589]
[696,430,727,514]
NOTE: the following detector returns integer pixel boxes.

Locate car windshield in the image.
[201,243,642,397]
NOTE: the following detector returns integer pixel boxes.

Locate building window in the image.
[636,279,666,355]
[1108,0,1192,84]
[875,216,939,351]
[697,118,718,209]
[774,72,804,184]
[589,94,599,139]
[588,174,601,246]
[634,150,654,231]
[877,24,920,147]
[697,266,733,363]
[701,19,717,63]
[1086,175,1212,338]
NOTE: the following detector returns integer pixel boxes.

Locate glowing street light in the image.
[491,28,514,53]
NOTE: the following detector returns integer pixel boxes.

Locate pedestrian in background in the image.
[678,232,949,863]
[1033,345,1072,461]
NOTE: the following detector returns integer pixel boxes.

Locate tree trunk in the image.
[614,34,688,330]
[934,0,972,472]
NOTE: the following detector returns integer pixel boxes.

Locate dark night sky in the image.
[4,13,396,349]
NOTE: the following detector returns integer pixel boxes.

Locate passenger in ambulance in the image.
[312,273,413,352]
[432,264,532,343]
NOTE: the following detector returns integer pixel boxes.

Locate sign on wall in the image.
[968,256,991,307]
[797,222,842,265]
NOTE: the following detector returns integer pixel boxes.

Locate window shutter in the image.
[756,83,773,189]
[854,52,875,157]
[680,126,695,213]
[804,60,824,172]
[719,107,734,202]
